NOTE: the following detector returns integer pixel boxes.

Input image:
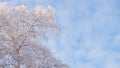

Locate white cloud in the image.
[1,0,120,68]
[51,0,120,68]
[104,52,120,68]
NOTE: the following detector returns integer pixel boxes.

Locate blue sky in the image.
[1,0,120,68]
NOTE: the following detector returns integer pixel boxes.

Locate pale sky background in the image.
[0,0,120,68]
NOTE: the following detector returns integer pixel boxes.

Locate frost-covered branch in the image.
[0,2,68,68]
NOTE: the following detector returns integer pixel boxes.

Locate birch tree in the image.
[0,3,69,68]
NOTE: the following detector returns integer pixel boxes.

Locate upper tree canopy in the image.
[0,2,68,68]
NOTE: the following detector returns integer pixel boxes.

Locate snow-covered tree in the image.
[0,3,69,68]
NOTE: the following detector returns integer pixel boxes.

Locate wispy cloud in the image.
[46,0,120,68]
[1,0,120,68]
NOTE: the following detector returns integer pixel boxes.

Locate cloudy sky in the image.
[1,0,120,68]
